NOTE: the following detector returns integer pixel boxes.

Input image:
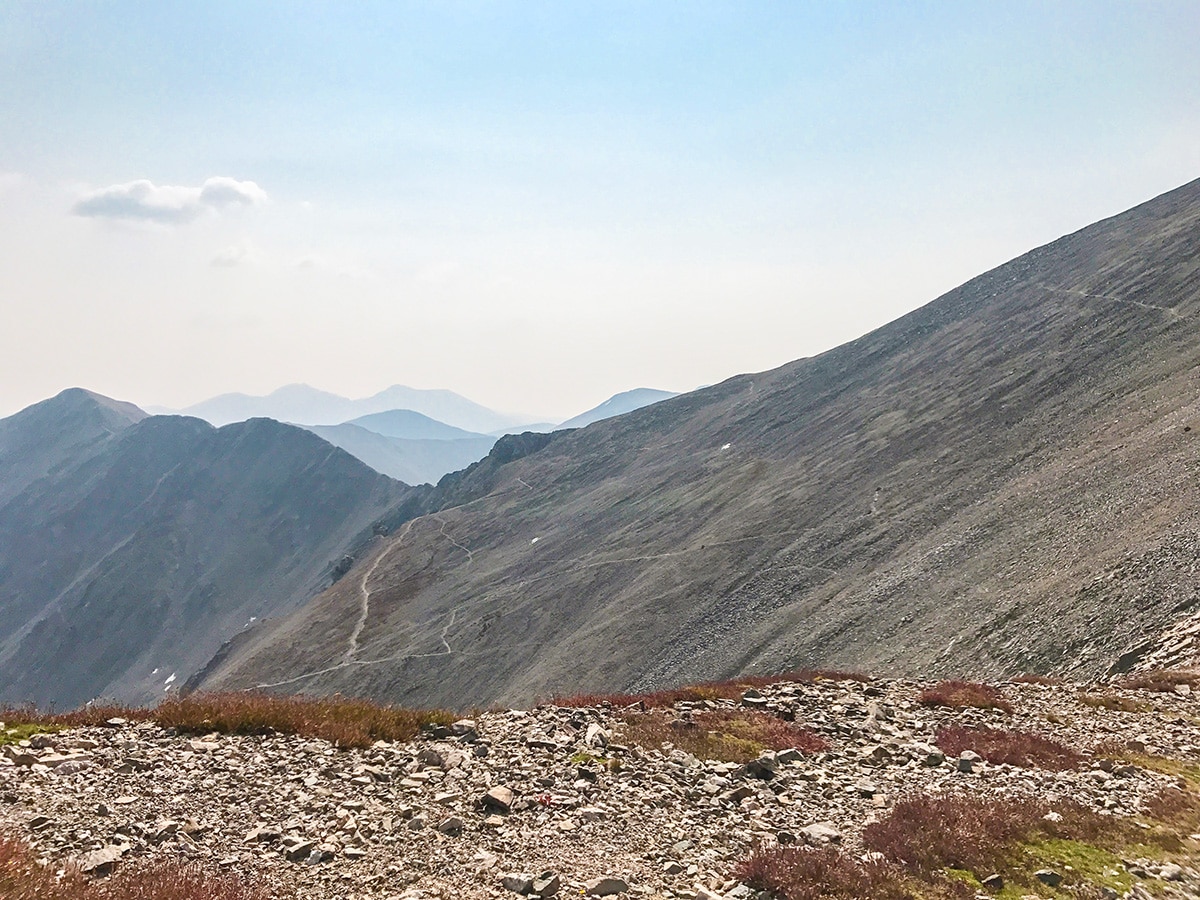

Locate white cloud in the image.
[211,241,259,267]
[72,176,267,224]
[0,172,24,194]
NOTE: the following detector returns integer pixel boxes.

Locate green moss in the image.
[942,868,982,889]
[1122,752,1200,788]
[0,723,64,746]
[1018,838,1133,894]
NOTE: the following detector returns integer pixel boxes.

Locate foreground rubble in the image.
[2,676,1199,899]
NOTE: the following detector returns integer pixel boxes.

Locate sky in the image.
[2,2,1199,421]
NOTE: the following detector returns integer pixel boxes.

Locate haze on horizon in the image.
[2,1,1198,420]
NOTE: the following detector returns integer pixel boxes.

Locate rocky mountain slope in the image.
[0,392,411,707]
[4,675,1200,899]
[199,176,1200,709]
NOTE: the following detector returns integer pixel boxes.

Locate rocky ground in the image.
[3,676,1200,900]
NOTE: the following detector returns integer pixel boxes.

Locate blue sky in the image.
[2,2,1198,418]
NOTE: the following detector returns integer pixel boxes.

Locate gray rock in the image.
[1160,863,1184,881]
[800,822,842,844]
[284,840,316,862]
[532,871,561,896]
[502,872,534,894]
[437,815,465,836]
[78,844,125,875]
[740,690,769,710]
[585,876,630,896]
[482,785,515,812]
[854,779,878,797]
[417,747,445,768]
[742,755,778,780]
[1034,869,1062,887]
[719,785,754,804]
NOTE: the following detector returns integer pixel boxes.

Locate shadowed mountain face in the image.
[0,389,146,507]
[0,394,410,707]
[200,177,1200,709]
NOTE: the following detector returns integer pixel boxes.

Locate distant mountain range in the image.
[343,409,488,441]
[161,384,536,434]
[150,386,680,485]
[294,409,499,485]
[299,423,496,486]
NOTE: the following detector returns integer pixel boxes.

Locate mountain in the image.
[556,388,678,430]
[299,422,496,486]
[174,384,535,434]
[197,176,1200,709]
[174,384,353,427]
[363,386,534,435]
[0,388,146,507]
[0,391,412,707]
[344,409,485,442]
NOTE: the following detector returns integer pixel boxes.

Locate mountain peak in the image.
[557,388,678,430]
[41,387,147,424]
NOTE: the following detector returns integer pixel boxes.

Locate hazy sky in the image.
[2,2,1198,420]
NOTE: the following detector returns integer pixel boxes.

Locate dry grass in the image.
[0,704,150,729]
[1008,673,1064,685]
[935,724,1085,771]
[0,693,455,750]
[0,832,284,900]
[1079,693,1149,712]
[917,681,1013,713]
[155,693,454,748]
[617,708,827,763]
[1142,785,1200,836]
[553,669,870,709]
[1117,669,1200,693]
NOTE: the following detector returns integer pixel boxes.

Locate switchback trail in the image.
[343,520,415,664]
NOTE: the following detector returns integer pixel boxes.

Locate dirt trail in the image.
[343,520,415,664]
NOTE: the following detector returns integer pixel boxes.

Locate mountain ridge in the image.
[169,383,537,434]
[197,175,1200,709]
[0,394,414,707]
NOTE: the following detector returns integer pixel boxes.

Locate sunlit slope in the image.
[202,177,1200,708]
